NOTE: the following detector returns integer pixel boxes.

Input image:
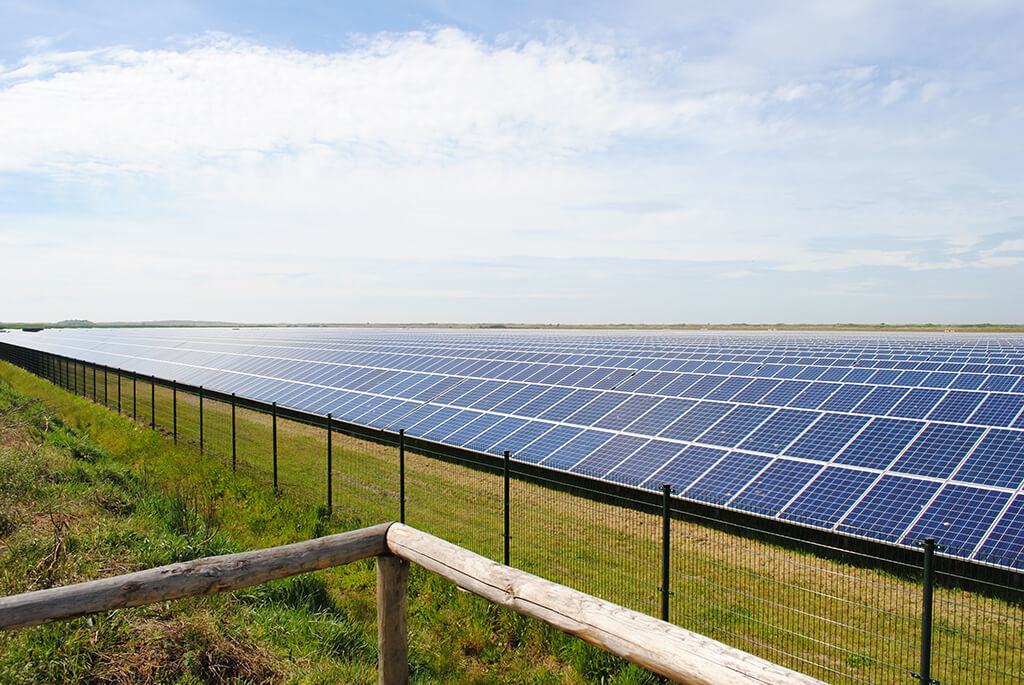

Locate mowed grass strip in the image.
[0,364,662,685]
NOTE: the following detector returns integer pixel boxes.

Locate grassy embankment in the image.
[4,361,1023,685]
[0,364,657,684]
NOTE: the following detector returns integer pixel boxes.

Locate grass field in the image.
[4,359,1023,684]
[0,364,660,684]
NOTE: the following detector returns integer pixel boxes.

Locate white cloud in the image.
[1,13,1023,322]
[0,31,685,174]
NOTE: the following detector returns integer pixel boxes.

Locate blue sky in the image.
[1,1,1022,324]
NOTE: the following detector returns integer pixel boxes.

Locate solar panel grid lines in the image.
[12,328,1024,570]
[974,494,1024,565]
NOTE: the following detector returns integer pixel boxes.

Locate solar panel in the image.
[8,327,1024,571]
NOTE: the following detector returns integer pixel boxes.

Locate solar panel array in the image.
[10,327,1024,570]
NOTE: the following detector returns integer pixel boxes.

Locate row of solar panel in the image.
[78,341,1024,430]
[106,335,1024,377]
[153,328,1024,354]
[86,330,1024,373]
[20,334,1024,568]
[70,350,1024,565]
[62,339,1024,416]
[69,348,1024,494]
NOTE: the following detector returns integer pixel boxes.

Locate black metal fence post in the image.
[326,413,333,514]
[131,372,136,419]
[661,484,672,623]
[272,402,278,492]
[919,538,936,685]
[199,386,204,455]
[117,369,121,413]
[92,365,96,402]
[231,393,237,471]
[103,367,107,406]
[150,376,155,429]
[172,381,177,444]
[504,450,511,566]
[399,429,406,524]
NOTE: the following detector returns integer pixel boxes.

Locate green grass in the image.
[5,360,1024,684]
[0,367,659,685]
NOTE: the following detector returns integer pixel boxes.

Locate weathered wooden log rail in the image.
[0,522,825,685]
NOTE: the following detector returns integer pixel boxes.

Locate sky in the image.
[1,1,1022,325]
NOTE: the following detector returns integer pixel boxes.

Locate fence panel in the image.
[328,427,400,525]
[2,346,1023,685]
[932,556,1024,685]
[405,440,504,561]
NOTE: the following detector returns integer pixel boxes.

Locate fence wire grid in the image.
[2,346,1022,685]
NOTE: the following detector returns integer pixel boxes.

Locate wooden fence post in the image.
[376,554,410,685]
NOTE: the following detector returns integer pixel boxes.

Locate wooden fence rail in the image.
[0,522,825,685]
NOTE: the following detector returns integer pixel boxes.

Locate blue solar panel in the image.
[981,375,1017,392]
[593,395,663,430]
[614,371,659,393]
[609,440,687,486]
[838,476,941,542]
[572,434,648,478]
[642,445,726,492]
[442,412,505,445]
[952,429,1024,489]
[970,393,1024,426]
[890,424,985,479]
[680,375,729,399]
[818,384,873,412]
[518,425,583,464]
[730,378,782,403]
[888,388,946,419]
[683,452,773,504]
[739,409,820,454]
[833,418,924,470]
[406,405,461,434]
[564,392,629,426]
[730,459,824,516]
[758,380,810,407]
[698,404,776,447]
[10,327,1024,571]
[537,389,602,422]
[425,409,483,442]
[633,372,679,395]
[513,386,575,417]
[974,495,1024,569]
[950,374,986,390]
[788,382,839,409]
[625,398,698,436]
[373,400,423,428]
[659,373,702,396]
[660,401,733,441]
[490,384,548,414]
[853,386,909,415]
[540,429,615,470]
[781,467,879,528]
[469,416,529,451]
[904,484,1012,555]
[703,376,754,401]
